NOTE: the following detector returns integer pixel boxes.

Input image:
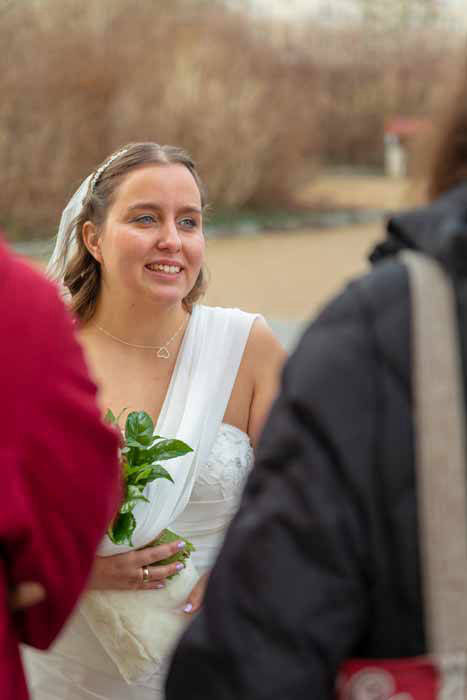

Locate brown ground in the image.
[205,175,412,320]
[204,222,381,320]
[296,173,417,210]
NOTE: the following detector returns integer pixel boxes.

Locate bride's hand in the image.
[88,538,187,591]
[182,572,210,615]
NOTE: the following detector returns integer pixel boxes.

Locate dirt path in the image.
[205,174,412,320]
[204,221,383,320]
[296,173,415,210]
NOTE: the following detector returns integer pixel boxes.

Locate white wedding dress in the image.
[23,305,257,700]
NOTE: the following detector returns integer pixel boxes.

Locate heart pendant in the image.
[156,347,170,359]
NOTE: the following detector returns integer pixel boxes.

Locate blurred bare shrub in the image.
[0,0,319,237]
[294,19,460,169]
[0,0,461,238]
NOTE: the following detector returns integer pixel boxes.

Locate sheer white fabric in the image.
[46,174,92,289]
[23,305,256,699]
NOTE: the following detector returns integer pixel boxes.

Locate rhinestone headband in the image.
[90,146,131,192]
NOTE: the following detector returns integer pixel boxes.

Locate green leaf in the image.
[133,466,156,485]
[108,511,136,546]
[126,446,157,469]
[120,500,135,514]
[126,437,149,450]
[104,409,117,425]
[106,409,194,551]
[147,464,175,485]
[125,463,147,477]
[125,411,154,447]
[126,484,149,502]
[146,528,196,571]
[124,447,141,468]
[120,496,149,513]
[147,439,193,462]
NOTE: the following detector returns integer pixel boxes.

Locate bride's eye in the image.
[179,217,197,230]
[135,214,156,225]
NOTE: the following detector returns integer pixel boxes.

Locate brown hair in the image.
[60,142,207,322]
[427,57,467,201]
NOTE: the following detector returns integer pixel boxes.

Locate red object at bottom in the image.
[337,657,440,700]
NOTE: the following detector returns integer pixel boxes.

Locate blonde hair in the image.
[61,142,207,322]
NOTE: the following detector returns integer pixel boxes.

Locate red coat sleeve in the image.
[0,245,121,658]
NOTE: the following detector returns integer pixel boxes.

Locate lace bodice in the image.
[191,423,254,502]
[173,423,254,574]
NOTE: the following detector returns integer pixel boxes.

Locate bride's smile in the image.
[82,163,205,313]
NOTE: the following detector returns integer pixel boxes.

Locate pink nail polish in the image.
[183,603,193,613]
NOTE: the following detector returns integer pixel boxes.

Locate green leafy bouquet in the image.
[105,409,195,568]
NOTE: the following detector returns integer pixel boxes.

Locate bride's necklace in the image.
[94,318,187,359]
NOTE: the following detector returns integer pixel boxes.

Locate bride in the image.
[23,142,285,699]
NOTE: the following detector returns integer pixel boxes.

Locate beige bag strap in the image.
[403,250,467,655]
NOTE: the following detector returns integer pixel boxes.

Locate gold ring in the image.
[142,566,150,584]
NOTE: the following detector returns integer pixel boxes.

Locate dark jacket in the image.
[0,239,121,700]
[166,183,467,700]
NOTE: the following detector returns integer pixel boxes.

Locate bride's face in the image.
[87,163,204,308]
